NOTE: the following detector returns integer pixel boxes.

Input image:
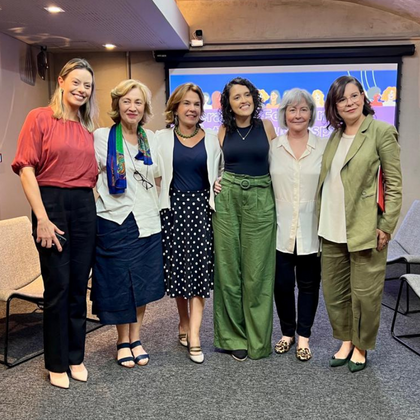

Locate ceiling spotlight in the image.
[103,44,117,50]
[44,6,65,14]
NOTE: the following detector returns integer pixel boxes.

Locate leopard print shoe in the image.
[296,347,312,361]
[274,336,295,354]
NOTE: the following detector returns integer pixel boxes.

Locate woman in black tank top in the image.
[213,77,277,361]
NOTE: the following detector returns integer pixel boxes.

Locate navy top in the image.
[223,120,269,176]
[172,133,210,191]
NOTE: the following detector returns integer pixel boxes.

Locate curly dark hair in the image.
[220,77,263,132]
[325,76,375,130]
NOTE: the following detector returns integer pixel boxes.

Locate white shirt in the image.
[94,127,161,238]
[318,133,355,243]
[270,132,327,254]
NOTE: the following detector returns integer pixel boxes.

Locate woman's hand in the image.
[36,217,65,251]
[19,167,65,251]
[376,229,390,252]
[214,177,222,195]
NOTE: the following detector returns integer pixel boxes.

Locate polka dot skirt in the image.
[161,189,214,299]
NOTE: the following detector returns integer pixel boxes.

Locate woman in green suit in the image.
[317,76,402,372]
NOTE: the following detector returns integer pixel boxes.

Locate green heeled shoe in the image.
[348,351,367,373]
[329,349,353,367]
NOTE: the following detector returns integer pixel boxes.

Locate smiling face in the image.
[228,84,254,119]
[176,90,202,128]
[118,87,145,128]
[285,99,311,133]
[336,83,364,126]
[58,68,92,112]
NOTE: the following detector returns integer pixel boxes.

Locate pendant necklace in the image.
[175,125,199,139]
[236,125,253,141]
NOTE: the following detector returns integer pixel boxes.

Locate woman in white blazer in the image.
[155,83,221,363]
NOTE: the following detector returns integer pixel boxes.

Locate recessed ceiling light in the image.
[44,6,65,14]
[103,44,117,50]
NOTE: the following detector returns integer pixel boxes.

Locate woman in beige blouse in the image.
[270,88,327,361]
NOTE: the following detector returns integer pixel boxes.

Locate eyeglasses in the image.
[336,92,363,108]
[133,170,153,190]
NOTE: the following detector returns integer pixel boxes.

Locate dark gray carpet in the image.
[1,278,420,420]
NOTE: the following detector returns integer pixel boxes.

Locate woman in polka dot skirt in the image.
[155,83,221,363]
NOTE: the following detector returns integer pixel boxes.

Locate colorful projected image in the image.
[169,64,398,136]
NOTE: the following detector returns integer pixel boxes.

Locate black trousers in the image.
[33,187,96,372]
[274,249,321,338]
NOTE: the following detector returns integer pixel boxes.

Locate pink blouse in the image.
[12,107,97,188]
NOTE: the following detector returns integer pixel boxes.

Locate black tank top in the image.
[172,133,209,192]
[222,120,269,176]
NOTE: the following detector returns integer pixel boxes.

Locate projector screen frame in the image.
[155,44,415,132]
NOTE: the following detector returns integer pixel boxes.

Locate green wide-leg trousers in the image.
[213,172,276,359]
[321,239,388,350]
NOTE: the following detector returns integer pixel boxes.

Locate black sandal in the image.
[130,340,150,366]
[116,343,135,368]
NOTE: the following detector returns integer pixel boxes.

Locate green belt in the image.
[222,171,272,190]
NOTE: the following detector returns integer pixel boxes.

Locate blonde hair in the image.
[164,83,204,127]
[109,79,153,125]
[312,89,325,106]
[49,58,97,132]
[381,86,397,102]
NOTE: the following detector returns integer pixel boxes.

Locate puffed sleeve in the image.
[11,109,45,175]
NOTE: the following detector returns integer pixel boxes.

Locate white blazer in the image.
[154,128,222,211]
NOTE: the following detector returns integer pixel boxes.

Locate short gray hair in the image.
[278,88,317,129]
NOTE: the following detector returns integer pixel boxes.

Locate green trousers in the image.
[213,172,276,359]
[321,239,388,350]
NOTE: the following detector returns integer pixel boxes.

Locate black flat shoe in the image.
[330,349,353,367]
[231,349,248,362]
[348,351,367,373]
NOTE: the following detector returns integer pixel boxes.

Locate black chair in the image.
[391,274,420,356]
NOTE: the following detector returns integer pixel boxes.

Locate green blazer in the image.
[317,115,402,252]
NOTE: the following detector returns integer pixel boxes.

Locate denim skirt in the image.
[92,213,165,325]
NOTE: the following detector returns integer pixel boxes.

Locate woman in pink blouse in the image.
[12,58,97,389]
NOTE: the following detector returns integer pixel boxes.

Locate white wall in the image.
[0,33,50,220]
